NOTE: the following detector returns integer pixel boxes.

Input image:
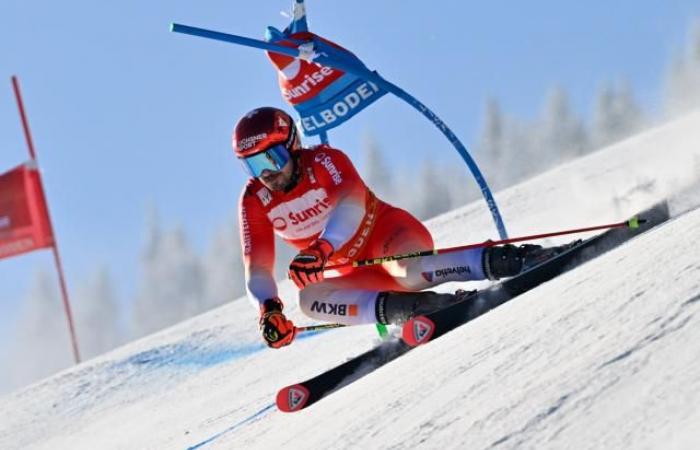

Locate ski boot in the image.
[375,289,477,325]
[483,240,582,280]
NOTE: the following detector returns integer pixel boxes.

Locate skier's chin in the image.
[260,173,288,191]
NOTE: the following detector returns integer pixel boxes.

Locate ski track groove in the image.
[471,279,700,450]
[489,393,572,448]
[599,293,698,369]
[483,371,634,450]
[186,403,276,450]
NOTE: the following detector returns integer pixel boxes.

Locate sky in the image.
[1,0,699,333]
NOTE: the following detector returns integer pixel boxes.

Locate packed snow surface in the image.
[2,112,700,449]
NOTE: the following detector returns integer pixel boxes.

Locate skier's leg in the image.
[374,289,480,325]
[368,207,580,285]
[298,223,479,325]
[298,273,472,326]
[299,207,578,326]
[365,207,486,290]
[327,207,477,325]
[356,208,576,324]
[482,241,582,280]
[298,266,402,325]
[400,241,581,284]
[371,242,582,324]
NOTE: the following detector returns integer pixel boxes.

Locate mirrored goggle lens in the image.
[240,144,291,177]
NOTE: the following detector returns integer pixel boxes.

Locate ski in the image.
[277,201,670,412]
[276,339,412,412]
[402,201,671,346]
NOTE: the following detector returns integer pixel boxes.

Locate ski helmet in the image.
[233,107,299,159]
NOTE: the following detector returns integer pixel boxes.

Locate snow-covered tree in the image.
[414,158,452,220]
[203,221,245,309]
[361,132,395,203]
[478,98,506,162]
[440,164,481,208]
[74,267,123,359]
[591,81,644,149]
[664,20,700,117]
[476,98,507,189]
[502,118,540,185]
[474,97,543,190]
[537,87,588,160]
[131,208,205,337]
[2,269,73,393]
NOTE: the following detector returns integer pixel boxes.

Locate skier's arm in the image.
[239,189,297,348]
[316,150,369,250]
[239,188,277,308]
[288,150,371,289]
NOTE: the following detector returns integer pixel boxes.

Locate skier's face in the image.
[258,158,294,191]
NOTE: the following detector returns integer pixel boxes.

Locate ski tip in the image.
[169,22,175,32]
[402,316,436,347]
[276,384,310,413]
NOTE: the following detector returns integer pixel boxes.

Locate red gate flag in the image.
[0,161,54,259]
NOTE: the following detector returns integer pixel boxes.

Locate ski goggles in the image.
[239,144,292,178]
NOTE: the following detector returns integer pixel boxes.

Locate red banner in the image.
[0,162,54,259]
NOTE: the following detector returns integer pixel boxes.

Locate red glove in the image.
[259,298,296,349]
[288,239,334,289]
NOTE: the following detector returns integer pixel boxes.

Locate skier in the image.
[235,107,568,348]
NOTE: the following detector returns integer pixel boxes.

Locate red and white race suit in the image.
[239,145,486,325]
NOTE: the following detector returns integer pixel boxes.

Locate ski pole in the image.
[326,216,646,271]
[295,323,346,334]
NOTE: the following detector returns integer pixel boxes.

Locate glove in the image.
[288,239,334,289]
[259,297,296,349]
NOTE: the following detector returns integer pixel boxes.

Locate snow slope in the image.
[1,112,700,450]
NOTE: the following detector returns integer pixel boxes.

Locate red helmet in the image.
[233,107,299,158]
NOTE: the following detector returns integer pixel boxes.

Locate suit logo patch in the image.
[310,301,358,316]
[256,187,273,206]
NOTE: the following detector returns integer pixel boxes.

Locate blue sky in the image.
[1,0,698,332]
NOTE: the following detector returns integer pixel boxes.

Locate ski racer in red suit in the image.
[236,107,565,348]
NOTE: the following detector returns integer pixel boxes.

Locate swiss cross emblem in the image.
[256,187,273,206]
